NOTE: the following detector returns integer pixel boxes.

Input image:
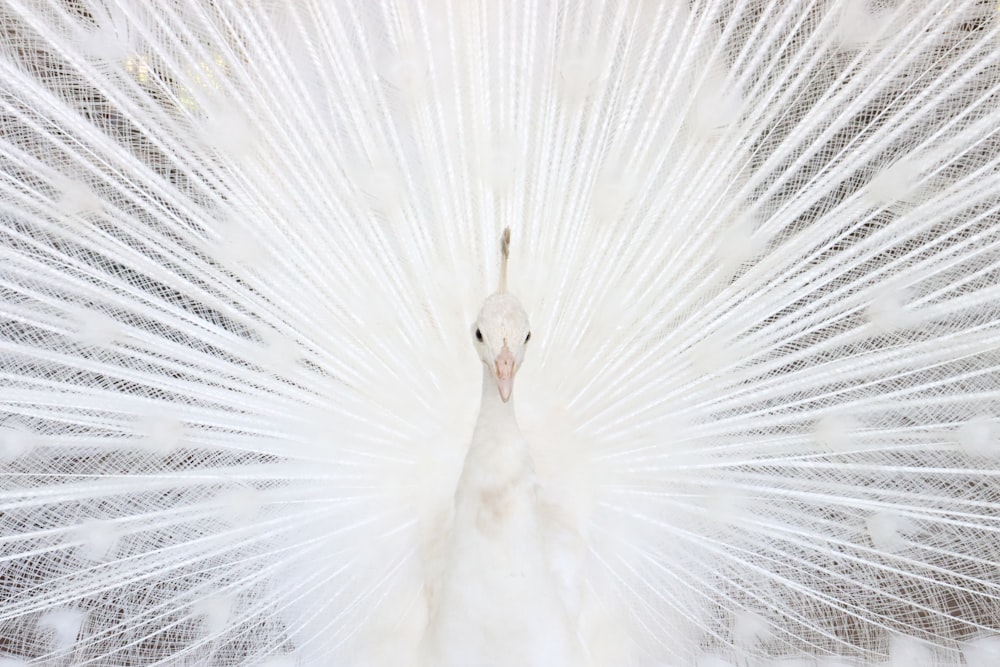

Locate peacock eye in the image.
[475,328,483,342]
[525,332,531,343]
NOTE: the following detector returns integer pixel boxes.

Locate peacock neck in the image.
[473,368,520,438]
[477,370,517,419]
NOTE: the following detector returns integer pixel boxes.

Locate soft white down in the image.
[420,250,585,665]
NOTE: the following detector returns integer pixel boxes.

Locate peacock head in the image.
[473,227,530,403]
[473,293,531,402]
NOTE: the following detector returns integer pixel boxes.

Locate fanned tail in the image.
[0,1,998,664]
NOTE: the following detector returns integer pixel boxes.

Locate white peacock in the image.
[0,1,999,665]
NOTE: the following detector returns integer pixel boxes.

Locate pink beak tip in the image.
[494,347,516,402]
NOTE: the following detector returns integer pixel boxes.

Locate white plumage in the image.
[421,276,584,667]
[1,0,1000,665]
[419,242,594,665]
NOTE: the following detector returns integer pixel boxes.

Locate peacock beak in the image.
[494,345,516,402]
